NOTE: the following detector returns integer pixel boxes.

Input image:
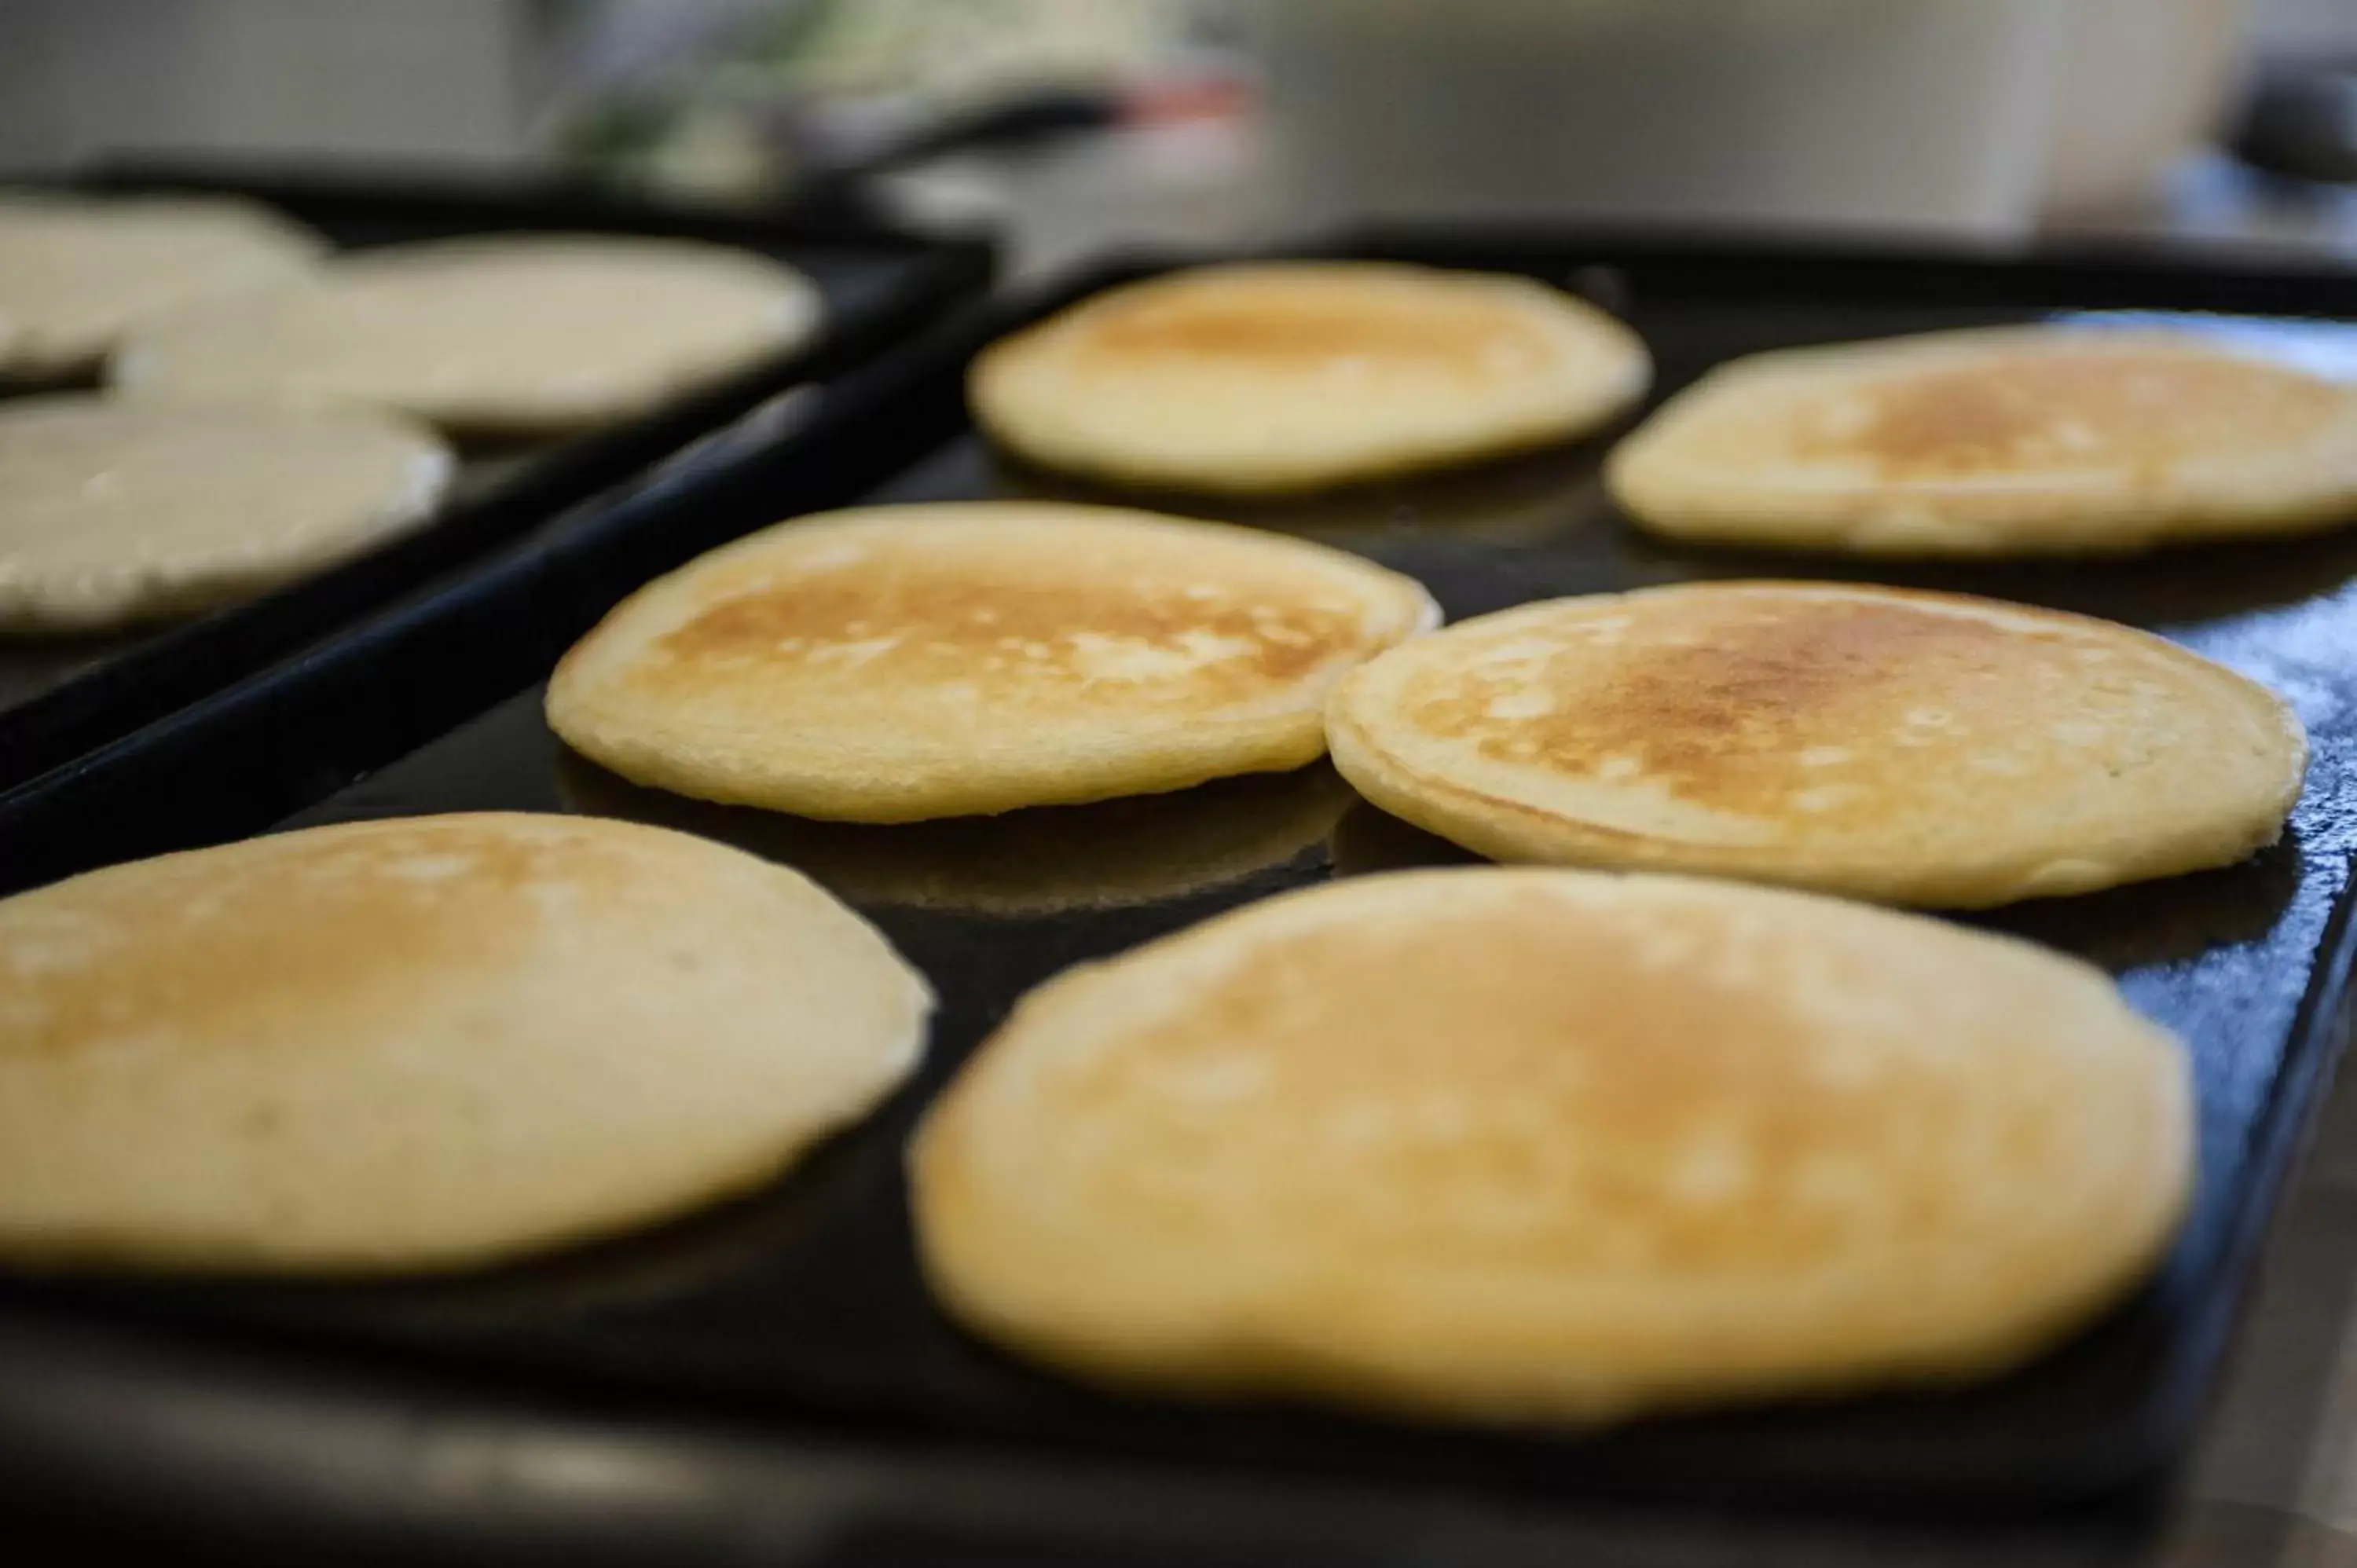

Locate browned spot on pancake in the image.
[1409,599,2094,821]
[1071,284,1537,380]
[1081,891,1977,1269]
[654,566,1360,699]
[0,820,615,1058]
[1817,349,2343,478]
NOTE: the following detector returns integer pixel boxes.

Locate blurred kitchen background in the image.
[4,0,2356,276]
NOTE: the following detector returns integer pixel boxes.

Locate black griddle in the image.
[0,164,993,791]
[0,232,2355,1555]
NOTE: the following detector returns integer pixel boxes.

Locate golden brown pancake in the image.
[0,192,325,381]
[911,867,2193,1427]
[557,752,1357,914]
[1606,326,2357,555]
[1325,582,2307,907]
[972,262,1651,494]
[0,814,929,1273]
[546,502,1439,822]
[111,233,823,437]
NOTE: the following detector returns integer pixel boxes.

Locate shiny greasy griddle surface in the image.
[23,284,2357,1511]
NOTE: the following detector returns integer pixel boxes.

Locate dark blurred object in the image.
[789,86,1120,234]
[798,85,1118,216]
[835,86,1117,178]
[2235,58,2357,185]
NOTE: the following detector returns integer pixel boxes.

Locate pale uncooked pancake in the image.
[0,814,930,1273]
[911,867,2193,1427]
[0,192,325,381]
[1605,326,2357,555]
[1326,583,2306,907]
[971,262,1651,494]
[0,396,453,633]
[546,502,1439,822]
[112,233,824,436]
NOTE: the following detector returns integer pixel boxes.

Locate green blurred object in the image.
[550,0,1188,200]
[547,0,1197,201]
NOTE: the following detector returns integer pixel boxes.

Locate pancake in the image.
[0,396,453,633]
[911,867,2193,1427]
[111,233,823,437]
[0,192,325,381]
[1325,583,2306,908]
[546,502,1439,822]
[0,814,930,1273]
[557,752,1358,916]
[971,262,1651,495]
[1605,325,2357,555]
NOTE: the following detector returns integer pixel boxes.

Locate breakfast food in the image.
[1606,325,2357,555]
[0,192,325,381]
[0,396,453,632]
[112,233,823,437]
[0,813,930,1273]
[972,261,1651,494]
[546,502,1439,822]
[911,867,2193,1426]
[557,751,1360,915]
[1325,582,2306,907]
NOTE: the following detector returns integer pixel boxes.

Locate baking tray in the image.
[2,232,2355,1544]
[0,163,994,792]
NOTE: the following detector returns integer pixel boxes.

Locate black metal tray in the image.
[2,232,2356,1546]
[0,163,993,792]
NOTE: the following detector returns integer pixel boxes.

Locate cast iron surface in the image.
[0,165,992,789]
[2,237,2356,1546]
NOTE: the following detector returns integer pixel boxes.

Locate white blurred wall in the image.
[1256,0,2260,237]
[5,0,2352,211]
[0,0,544,174]
[2250,0,2357,51]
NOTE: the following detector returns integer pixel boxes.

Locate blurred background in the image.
[5,0,2357,277]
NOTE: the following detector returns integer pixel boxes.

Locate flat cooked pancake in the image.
[911,867,2193,1427]
[1606,326,2357,555]
[971,262,1651,495]
[111,233,823,437]
[0,814,930,1273]
[547,502,1439,822]
[1325,583,2306,907]
[0,396,453,633]
[557,752,1359,915]
[0,192,325,381]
